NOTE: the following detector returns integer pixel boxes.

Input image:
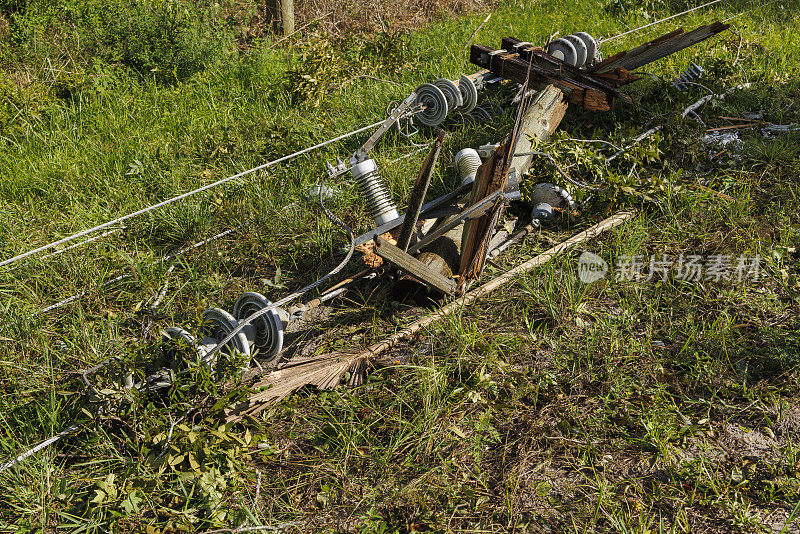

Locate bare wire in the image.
[1,117,402,269]
[601,0,723,43]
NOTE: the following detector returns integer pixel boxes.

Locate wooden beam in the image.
[459,84,569,281]
[592,22,729,74]
[470,44,629,111]
[396,131,445,252]
[375,237,457,296]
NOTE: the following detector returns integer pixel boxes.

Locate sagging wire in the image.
[722,0,786,22]
[200,173,358,365]
[37,226,241,315]
[515,150,600,191]
[600,0,724,43]
[0,424,81,474]
[1,356,128,475]
[601,0,783,47]
[1,115,411,270]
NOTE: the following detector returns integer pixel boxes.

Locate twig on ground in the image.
[141,262,178,339]
[606,125,663,163]
[462,12,492,53]
[682,84,750,121]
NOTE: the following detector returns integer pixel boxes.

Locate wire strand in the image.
[37,226,240,315]
[601,0,723,43]
[200,176,357,364]
[0,119,390,270]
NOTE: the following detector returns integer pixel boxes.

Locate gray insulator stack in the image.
[546,32,599,69]
[672,63,705,92]
[351,159,400,227]
[454,148,482,186]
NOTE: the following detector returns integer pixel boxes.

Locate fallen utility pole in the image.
[460,84,567,281]
[225,210,635,423]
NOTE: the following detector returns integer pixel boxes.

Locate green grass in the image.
[1,0,799,531]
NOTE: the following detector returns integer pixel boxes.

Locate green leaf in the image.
[188,452,200,471]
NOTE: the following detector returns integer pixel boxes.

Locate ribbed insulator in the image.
[455,148,482,186]
[351,159,400,226]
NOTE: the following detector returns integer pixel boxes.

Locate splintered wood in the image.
[459,85,568,281]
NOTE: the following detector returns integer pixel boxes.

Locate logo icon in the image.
[577,251,608,283]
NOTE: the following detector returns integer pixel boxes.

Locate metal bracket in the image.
[325,92,417,179]
[351,92,417,165]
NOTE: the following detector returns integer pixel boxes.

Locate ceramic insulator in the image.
[351,159,400,227]
[455,148,482,186]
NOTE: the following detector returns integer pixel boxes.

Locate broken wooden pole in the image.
[459,84,568,280]
[393,213,464,304]
[375,237,457,296]
[470,44,629,111]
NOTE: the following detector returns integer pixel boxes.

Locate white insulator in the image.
[530,182,576,211]
[455,148,482,186]
[574,32,599,68]
[201,308,251,359]
[351,159,400,227]
[232,292,285,361]
[547,38,578,66]
[564,35,588,68]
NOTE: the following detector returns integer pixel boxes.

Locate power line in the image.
[37,226,240,314]
[0,117,398,270]
[601,0,723,43]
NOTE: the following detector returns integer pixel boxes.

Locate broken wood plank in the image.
[375,237,457,296]
[458,136,508,278]
[459,85,568,280]
[592,22,729,74]
[394,213,464,304]
[408,188,503,254]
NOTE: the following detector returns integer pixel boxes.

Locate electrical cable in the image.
[29,107,423,314]
[200,175,357,364]
[601,0,723,43]
[0,356,125,474]
[0,116,406,270]
[722,0,784,21]
[0,424,81,474]
[37,226,241,315]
